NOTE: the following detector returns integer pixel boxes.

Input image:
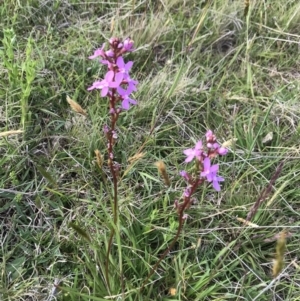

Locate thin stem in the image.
[105,87,119,291]
[139,182,199,293]
[139,213,184,292]
[105,169,118,291]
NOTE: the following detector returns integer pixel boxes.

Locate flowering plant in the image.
[88,37,138,289]
[177,130,227,218]
[87,37,228,292]
[141,130,228,289]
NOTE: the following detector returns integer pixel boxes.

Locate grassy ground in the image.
[1,0,300,300]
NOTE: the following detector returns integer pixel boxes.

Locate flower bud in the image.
[105,49,114,57]
[179,170,190,181]
[218,146,228,156]
[123,38,134,52]
[109,37,121,48]
[205,130,216,143]
[182,214,188,220]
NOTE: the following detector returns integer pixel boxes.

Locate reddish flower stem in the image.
[105,86,121,291]
[139,180,201,293]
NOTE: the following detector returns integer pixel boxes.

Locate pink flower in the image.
[116,57,133,75]
[118,82,137,110]
[200,158,224,191]
[89,44,106,59]
[88,71,123,97]
[126,76,138,92]
[120,94,137,110]
[183,141,203,163]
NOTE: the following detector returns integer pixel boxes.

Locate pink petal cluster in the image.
[182,130,227,192]
[88,71,123,97]
[88,38,138,111]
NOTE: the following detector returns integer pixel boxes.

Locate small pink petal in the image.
[125,61,133,70]
[101,87,109,97]
[105,71,114,81]
[122,99,129,110]
[115,72,124,84]
[116,56,124,67]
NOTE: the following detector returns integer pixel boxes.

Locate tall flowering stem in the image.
[88,37,137,290]
[140,130,228,291]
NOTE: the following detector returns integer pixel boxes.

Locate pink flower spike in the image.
[183,141,203,163]
[89,44,106,59]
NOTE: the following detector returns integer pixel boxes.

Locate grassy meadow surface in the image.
[1,0,300,300]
